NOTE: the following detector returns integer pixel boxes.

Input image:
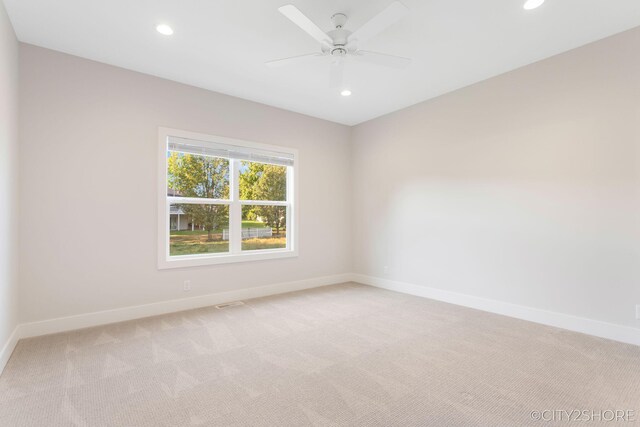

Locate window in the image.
[158,128,297,268]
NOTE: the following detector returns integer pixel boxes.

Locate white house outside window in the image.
[158,128,297,269]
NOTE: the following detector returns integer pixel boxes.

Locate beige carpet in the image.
[1,283,639,426]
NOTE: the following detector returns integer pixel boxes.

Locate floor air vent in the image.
[215,301,245,310]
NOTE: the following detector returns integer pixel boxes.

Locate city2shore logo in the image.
[530,409,636,423]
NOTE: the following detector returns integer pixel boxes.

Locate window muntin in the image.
[159,129,296,268]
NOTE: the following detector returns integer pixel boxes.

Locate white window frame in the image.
[157,127,298,269]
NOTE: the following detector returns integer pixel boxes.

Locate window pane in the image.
[167,151,230,199]
[169,204,229,256]
[241,205,287,251]
[239,161,287,201]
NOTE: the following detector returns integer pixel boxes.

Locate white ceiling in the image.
[4,0,640,125]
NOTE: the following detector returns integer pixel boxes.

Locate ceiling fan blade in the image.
[354,50,411,68]
[329,58,345,88]
[265,53,325,68]
[348,1,408,46]
[278,5,333,48]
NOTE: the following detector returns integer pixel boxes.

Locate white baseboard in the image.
[4,271,637,378]
[17,273,353,340]
[0,327,20,376]
[353,274,640,347]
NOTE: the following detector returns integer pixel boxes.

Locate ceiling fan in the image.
[266,2,411,89]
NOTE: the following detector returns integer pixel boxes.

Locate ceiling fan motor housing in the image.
[326,13,352,56]
[328,13,351,49]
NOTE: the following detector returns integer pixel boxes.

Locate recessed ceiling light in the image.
[523,0,545,10]
[340,89,352,97]
[156,24,174,36]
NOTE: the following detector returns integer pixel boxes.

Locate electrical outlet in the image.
[383,266,389,275]
[183,280,191,292]
[636,304,640,320]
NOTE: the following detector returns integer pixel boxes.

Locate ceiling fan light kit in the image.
[267,1,412,92]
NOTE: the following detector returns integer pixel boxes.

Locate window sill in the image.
[158,249,298,269]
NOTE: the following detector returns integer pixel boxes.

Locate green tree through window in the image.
[239,162,287,235]
[167,152,229,241]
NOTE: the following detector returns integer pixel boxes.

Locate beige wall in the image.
[18,44,352,322]
[351,27,640,329]
[0,1,19,354]
[14,26,640,334]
